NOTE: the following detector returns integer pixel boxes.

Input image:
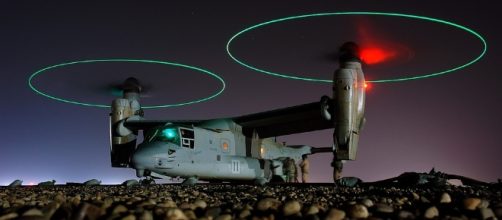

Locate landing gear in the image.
[331,155,343,182]
[182,176,198,185]
[140,177,155,185]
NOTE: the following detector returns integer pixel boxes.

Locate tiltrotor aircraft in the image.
[110,42,366,184]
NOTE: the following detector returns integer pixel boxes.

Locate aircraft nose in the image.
[131,145,153,170]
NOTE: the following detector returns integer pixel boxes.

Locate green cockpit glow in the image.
[162,128,177,139]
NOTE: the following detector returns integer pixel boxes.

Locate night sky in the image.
[1,1,501,185]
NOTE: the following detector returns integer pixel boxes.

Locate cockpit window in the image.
[180,128,195,149]
[145,126,180,145]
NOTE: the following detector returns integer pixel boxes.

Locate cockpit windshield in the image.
[145,126,181,145]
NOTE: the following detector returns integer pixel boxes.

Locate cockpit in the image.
[145,125,195,149]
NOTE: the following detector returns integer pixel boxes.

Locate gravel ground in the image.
[1,184,501,220]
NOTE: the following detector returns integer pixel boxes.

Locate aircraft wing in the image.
[232,100,333,138]
[123,119,205,130]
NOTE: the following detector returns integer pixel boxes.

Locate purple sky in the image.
[1,1,501,185]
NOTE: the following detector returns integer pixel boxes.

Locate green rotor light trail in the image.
[28,59,226,109]
[226,12,487,83]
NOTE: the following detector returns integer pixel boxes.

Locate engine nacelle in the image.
[110,97,141,167]
[333,61,365,160]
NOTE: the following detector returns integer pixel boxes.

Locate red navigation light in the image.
[360,47,396,65]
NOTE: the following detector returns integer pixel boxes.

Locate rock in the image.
[159,200,177,208]
[193,199,207,209]
[138,211,153,220]
[112,204,128,215]
[480,208,496,220]
[205,207,222,219]
[54,193,65,203]
[165,208,187,220]
[71,195,81,207]
[121,214,136,220]
[74,202,103,220]
[2,201,10,209]
[464,198,482,211]
[256,198,280,211]
[22,208,43,216]
[283,200,301,216]
[325,208,345,220]
[349,204,369,219]
[440,192,452,203]
[214,214,232,220]
[0,213,18,220]
[478,200,490,209]
[305,205,320,215]
[398,210,415,219]
[420,196,431,204]
[412,192,420,200]
[179,202,192,210]
[361,198,374,208]
[424,206,439,219]
[375,203,394,213]
[183,210,197,220]
[14,198,26,206]
[239,209,251,219]
[41,202,60,219]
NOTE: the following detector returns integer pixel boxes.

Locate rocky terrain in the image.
[0,183,501,220]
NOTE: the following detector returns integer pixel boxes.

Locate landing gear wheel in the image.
[331,158,343,182]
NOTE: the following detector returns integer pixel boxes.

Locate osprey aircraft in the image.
[110,42,366,184]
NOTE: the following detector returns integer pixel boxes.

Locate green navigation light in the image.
[226,12,487,83]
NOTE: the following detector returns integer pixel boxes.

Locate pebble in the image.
[349,204,369,219]
[239,209,251,219]
[424,206,439,219]
[283,200,301,216]
[165,208,187,220]
[256,198,280,211]
[412,192,420,200]
[159,200,177,208]
[375,203,394,213]
[183,210,196,219]
[361,198,374,208]
[205,207,222,218]
[22,209,43,217]
[138,211,153,220]
[398,210,415,219]
[193,199,207,209]
[325,208,345,220]
[305,205,320,215]
[440,192,452,203]
[478,199,490,209]
[214,214,232,220]
[0,213,18,220]
[112,204,128,215]
[464,198,482,210]
[122,214,136,220]
[0,183,501,220]
[480,208,496,220]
